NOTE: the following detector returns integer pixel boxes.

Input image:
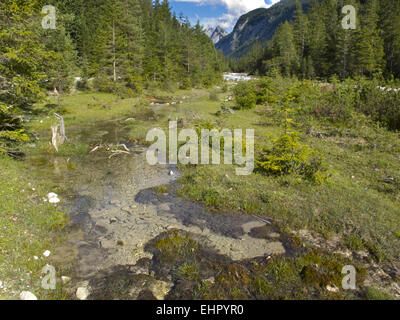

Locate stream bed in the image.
[27,119,292,299]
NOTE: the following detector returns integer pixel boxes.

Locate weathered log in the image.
[51,124,58,152]
[54,113,66,144]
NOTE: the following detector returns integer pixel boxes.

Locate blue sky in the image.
[169,0,280,32]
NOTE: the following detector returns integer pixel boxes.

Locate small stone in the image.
[33,256,39,260]
[76,287,90,300]
[121,207,132,215]
[109,217,118,224]
[43,250,51,257]
[49,197,60,204]
[204,277,215,284]
[61,276,71,285]
[47,192,60,203]
[168,170,174,176]
[326,285,339,293]
[20,291,38,300]
[356,250,369,258]
[268,232,281,239]
[0,280,3,288]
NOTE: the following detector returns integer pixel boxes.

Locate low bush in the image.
[257,132,326,183]
[233,81,258,109]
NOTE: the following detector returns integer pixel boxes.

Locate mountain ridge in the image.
[215,0,313,58]
[205,26,228,44]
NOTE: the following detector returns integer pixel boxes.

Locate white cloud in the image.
[174,0,281,30]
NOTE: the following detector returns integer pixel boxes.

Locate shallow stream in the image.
[27,119,289,299]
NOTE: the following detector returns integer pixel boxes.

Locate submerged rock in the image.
[149,280,173,300]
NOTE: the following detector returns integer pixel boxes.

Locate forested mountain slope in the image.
[215,0,313,58]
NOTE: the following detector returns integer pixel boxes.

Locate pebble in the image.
[204,277,215,284]
[43,250,51,257]
[76,287,90,300]
[326,285,339,293]
[47,192,60,204]
[61,276,71,284]
[20,291,38,300]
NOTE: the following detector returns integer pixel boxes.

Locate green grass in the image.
[41,87,397,265]
[0,156,70,299]
[164,89,400,263]
[364,287,395,300]
[3,82,400,299]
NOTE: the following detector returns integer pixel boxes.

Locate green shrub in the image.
[233,81,258,109]
[0,104,28,155]
[317,81,356,122]
[180,77,191,90]
[257,132,326,183]
[354,80,400,130]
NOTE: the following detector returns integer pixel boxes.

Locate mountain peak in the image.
[205,26,228,44]
[215,0,313,57]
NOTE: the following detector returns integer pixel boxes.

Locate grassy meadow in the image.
[1,76,400,299]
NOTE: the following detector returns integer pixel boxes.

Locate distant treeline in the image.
[50,0,226,92]
[230,0,400,80]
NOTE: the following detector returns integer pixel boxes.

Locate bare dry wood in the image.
[54,113,66,143]
[51,124,58,152]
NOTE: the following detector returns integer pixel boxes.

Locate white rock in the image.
[47,192,58,198]
[20,291,38,300]
[61,276,71,284]
[168,170,174,176]
[43,250,51,257]
[76,287,90,300]
[326,285,339,293]
[47,192,60,203]
[49,197,60,204]
[33,256,39,260]
[0,280,3,288]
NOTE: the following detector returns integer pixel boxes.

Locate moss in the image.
[178,262,200,281]
[344,234,365,251]
[364,287,395,300]
[252,276,274,297]
[154,230,199,262]
[152,185,169,194]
